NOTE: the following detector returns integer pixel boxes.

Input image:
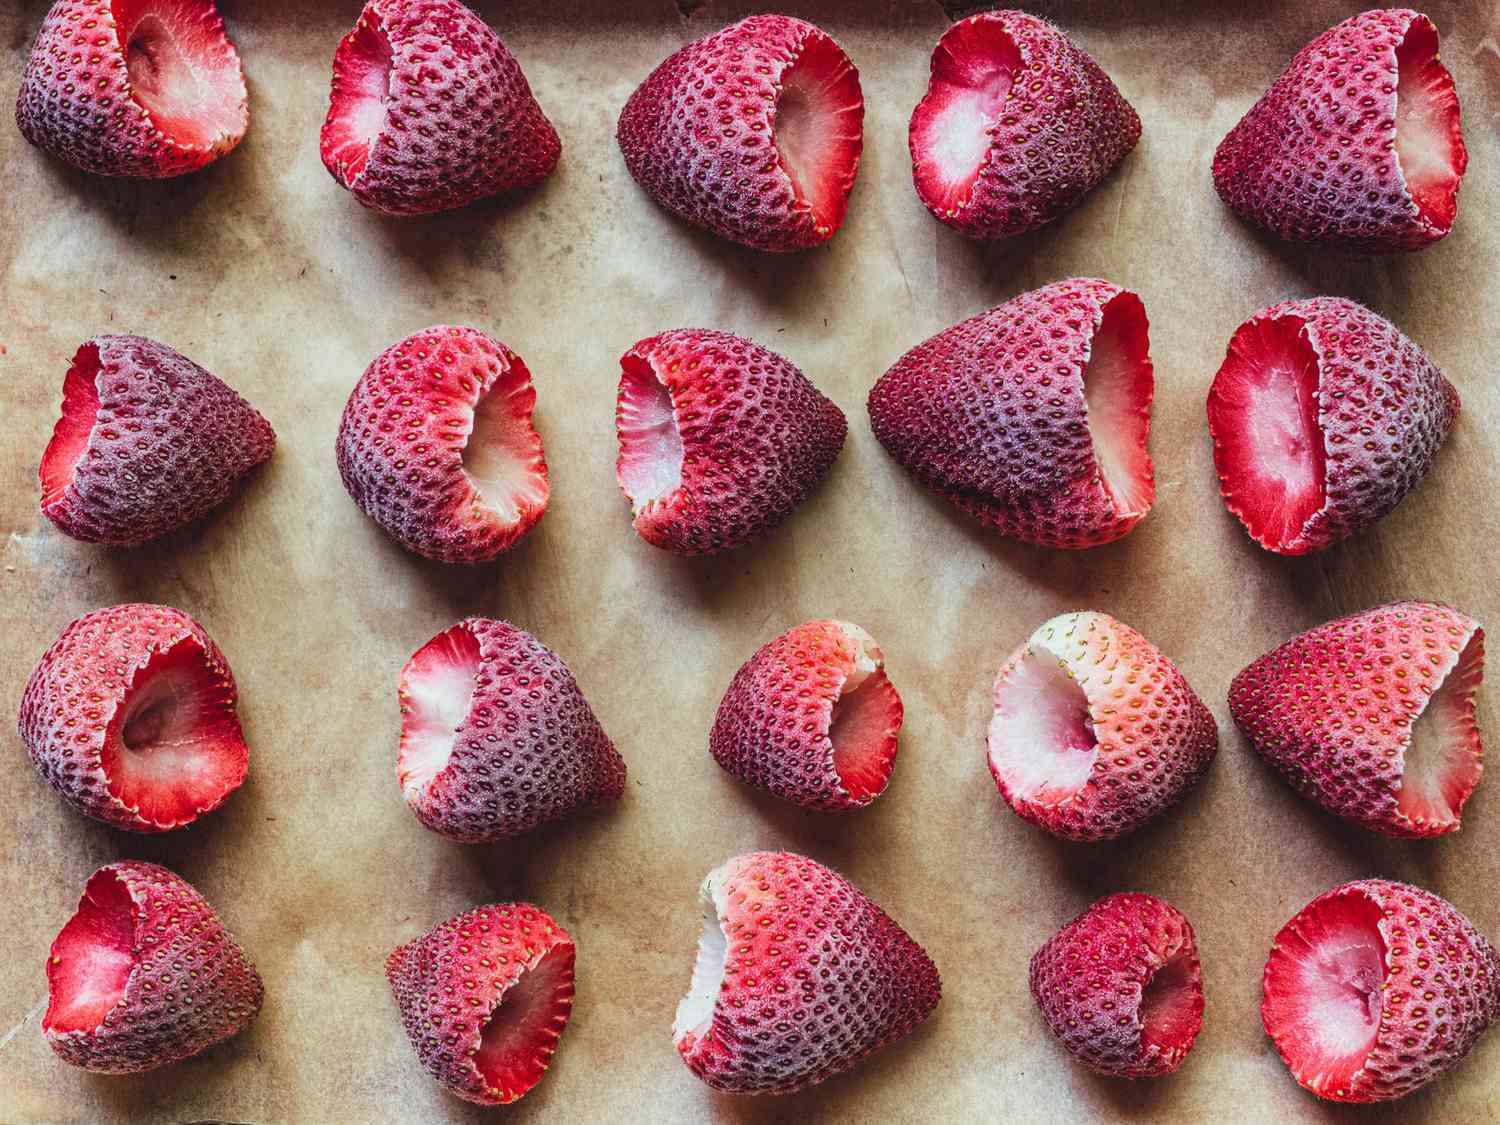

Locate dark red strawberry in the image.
[44,861,263,1073]
[1263,879,1500,1101]
[388,903,575,1105]
[321,0,560,216]
[16,0,248,178]
[337,326,549,564]
[910,11,1140,240]
[1207,297,1458,555]
[869,278,1154,549]
[674,851,940,1094]
[615,329,846,554]
[1230,601,1484,838]
[616,14,863,252]
[40,335,275,546]
[19,603,248,833]
[1213,9,1466,252]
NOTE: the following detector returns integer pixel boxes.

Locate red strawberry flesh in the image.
[989,644,1098,805]
[827,629,901,804]
[39,350,102,510]
[614,352,683,513]
[113,0,245,150]
[473,943,572,1100]
[1395,20,1463,233]
[320,12,393,184]
[45,869,136,1035]
[398,623,480,801]
[771,31,863,239]
[1400,625,1483,826]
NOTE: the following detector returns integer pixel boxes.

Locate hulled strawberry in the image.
[1213,9,1466,252]
[910,11,1140,240]
[44,861,263,1073]
[616,15,864,252]
[1207,297,1458,555]
[1230,601,1484,838]
[868,278,1154,549]
[988,611,1217,841]
[321,0,560,216]
[674,851,940,1094]
[388,903,575,1105]
[615,329,846,554]
[1263,879,1500,1101]
[337,326,549,564]
[40,335,275,546]
[19,603,249,833]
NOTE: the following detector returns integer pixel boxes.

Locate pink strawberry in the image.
[321,0,560,216]
[674,851,940,1094]
[44,861,263,1073]
[1263,879,1500,1101]
[337,326,549,564]
[615,329,846,554]
[1213,9,1466,252]
[910,11,1140,240]
[1230,601,1484,838]
[19,603,249,833]
[1207,297,1458,555]
[616,15,864,252]
[387,903,575,1105]
[868,278,1154,549]
[40,335,275,546]
[1031,893,1204,1078]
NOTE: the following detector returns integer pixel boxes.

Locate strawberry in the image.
[1213,9,1466,252]
[44,861,263,1073]
[910,11,1140,240]
[1263,879,1500,1101]
[399,617,626,842]
[337,326,549,564]
[16,0,248,178]
[710,620,902,810]
[673,850,940,1094]
[40,335,275,546]
[868,278,1154,549]
[1230,601,1484,838]
[19,603,249,833]
[615,329,846,555]
[616,15,864,252]
[387,903,575,1105]
[988,611,1217,842]
[1031,893,1204,1078]
[320,0,560,217]
[1207,297,1458,555]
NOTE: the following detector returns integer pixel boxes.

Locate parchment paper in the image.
[3,2,1499,1121]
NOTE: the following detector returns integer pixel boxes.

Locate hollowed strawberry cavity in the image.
[44,870,137,1035]
[826,623,901,805]
[672,866,731,1049]
[322,11,394,184]
[1083,293,1155,517]
[615,354,684,514]
[113,0,247,151]
[988,649,1099,805]
[1394,18,1464,233]
[460,360,549,527]
[1139,946,1202,1059]
[398,624,481,800]
[474,944,574,1101]
[1398,626,1484,830]
[772,31,863,235]
[40,343,104,510]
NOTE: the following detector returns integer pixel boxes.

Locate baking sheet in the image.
[3,1,1500,1121]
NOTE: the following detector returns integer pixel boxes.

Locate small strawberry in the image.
[321,0,560,216]
[40,335,275,546]
[19,603,249,833]
[1230,601,1484,838]
[337,326,549,564]
[44,861,263,1073]
[387,903,575,1105]
[1213,9,1466,252]
[616,15,864,252]
[615,329,846,554]
[1263,879,1500,1101]
[910,11,1140,240]
[674,851,940,1094]
[869,278,1154,549]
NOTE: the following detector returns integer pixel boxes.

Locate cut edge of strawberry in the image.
[615,349,685,526]
[672,862,732,1055]
[398,622,482,804]
[1083,291,1155,520]
[40,342,104,512]
[321,6,395,188]
[469,938,576,1103]
[825,621,902,806]
[1397,621,1485,834]
[1394,16,1466,237]
[1138,934,1205,1070]
[988,629,1100,810]
[771,27,864,242]
[44,867,138,1037]
[458,353,550,538]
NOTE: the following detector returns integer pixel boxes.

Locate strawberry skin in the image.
[674,851,940,1094]
[1031,893,1204,1078]
[40,335,275,546]
[910,11,1140,240]
[617,15,864,252]
[615,329,846,555]
[388,903,575,1105]
[710,620,902,810]
[321,0,560,216]
[1213,9,1467,252]
[868,278,1155,549]
[1230,601,1484,838]
[19,603,249,833]
[44,861,263,1073]
[1263,879,1500,1102]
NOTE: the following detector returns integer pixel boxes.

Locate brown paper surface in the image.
[3,1,1499,1121]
